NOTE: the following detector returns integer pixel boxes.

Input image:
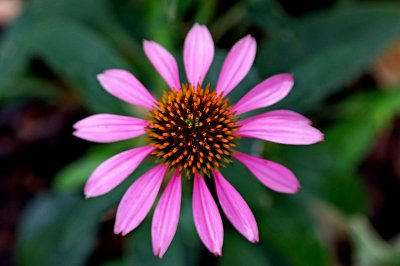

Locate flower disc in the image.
[147,84,239,176]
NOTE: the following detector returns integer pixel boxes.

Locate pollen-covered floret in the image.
[146,84,240,176]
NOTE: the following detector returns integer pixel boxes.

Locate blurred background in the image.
[1,0,400,265]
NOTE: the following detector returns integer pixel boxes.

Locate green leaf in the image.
[0,77,61,102]
[27,0,114,24]
[350,217,400,266]
[275,88,400,214]
[27,0,147,71]
[256,4,400,111]
[217,231,271,266]
[327,88,400,166]
[30,18,130,113]
[277,144,367,214]
[259,196,331,266]
[0,15,35,86]
[16,193,102,266]
[286,44,370,110]
[245,0,292,33]
[17,162,152,266]
[101,259,128,266]
[0,14,130,113]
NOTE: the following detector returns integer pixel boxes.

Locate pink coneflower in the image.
[73,23,323,257]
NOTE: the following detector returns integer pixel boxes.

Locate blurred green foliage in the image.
[2,0,400,265]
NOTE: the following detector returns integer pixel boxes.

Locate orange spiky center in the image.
[146,84,240,177]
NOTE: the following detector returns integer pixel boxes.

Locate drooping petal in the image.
[237,110,323,145]
[184,23,214,87]
[97,69,157,109]
[193,173,223,255]
[152,172,182,258]
[114,164,168,235]
[84,146,154,198]
[143,40,181,90]
[73,114,148,143]
[232,74,294,115]
[233,151,300,193]
[216,35,256,97]
[260,110,312,124]
[213,171,258,243]
[240,110,313,125]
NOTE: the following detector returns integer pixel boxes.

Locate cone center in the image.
[146,84,240,176]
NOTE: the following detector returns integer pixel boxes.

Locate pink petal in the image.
[97,69,157,109]
[213,171,259,243]
[84,146,154,198]
[152,172,182,258]
[237,110,323,145]
[216,35,256,97]
[242,110,313,124]
[193,173,223,256]
[232,74,294,115]
[183,23,214,87]
[234,151,300,193]
[143,40,181,90]
[114,164,168,235]
[73,114,148,143]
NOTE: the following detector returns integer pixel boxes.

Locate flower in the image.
[73,23,324,258]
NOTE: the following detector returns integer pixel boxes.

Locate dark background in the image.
[1,0,400,265]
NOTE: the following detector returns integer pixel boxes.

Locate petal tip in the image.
[319,132,325,142]
[192,22,201,28]
[96,74,110,93]
[113,224,122,235]
[72,130,82,139]
[72,121,80,130]
[83,189,94,198]
[96,73,106,83]
[142,40,151,50]
[153,247,166,259]
[83,181,95,198]
[243,227,259,243]
[283,72,295,83]
[247,34,256,44]
[214,249,222,256]
[285,183,301,194]
[121,229,130,236]
[143,39,155,49]
[240,34,256,48]
[308,129,325,145]
[84,193,93,199]
[83,182,98,198]
[249,234,259,243]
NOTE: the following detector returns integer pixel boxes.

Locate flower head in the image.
[73,23,323,258]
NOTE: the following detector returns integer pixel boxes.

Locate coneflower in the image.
[73,23,323,257]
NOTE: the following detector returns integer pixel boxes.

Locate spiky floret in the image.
[146,84,240,176]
